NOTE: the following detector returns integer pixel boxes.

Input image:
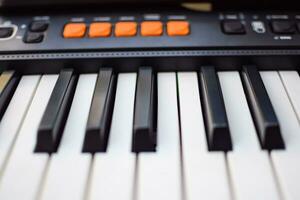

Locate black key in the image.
[35,69,78,153]
[0,71,20,121]
[199,66,232,151]
[83,68,117,153]
[242,66,285,149]
[132,67,157,152]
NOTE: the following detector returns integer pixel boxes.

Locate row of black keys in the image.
[0,66,285,153]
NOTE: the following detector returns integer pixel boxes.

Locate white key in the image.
[0,76,40,175]
[177,72,231,200]
[279,71,300,124]
[0,75,58,200]
[88,73,137,200]
[218,72,280,200]
[261,71,300,200]
[40,74,97,200]
[137,73,181,200]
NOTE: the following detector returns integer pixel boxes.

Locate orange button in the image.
[63,23,86,38]
[141,21,163,36]
[89,22,112,38]
[167,21,190,36]
[115,22,137,37]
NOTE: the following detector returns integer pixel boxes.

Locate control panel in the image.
[0,11,300,53]
[62,20,189,39]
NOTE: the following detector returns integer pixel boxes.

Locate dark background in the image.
[0,0,299,11]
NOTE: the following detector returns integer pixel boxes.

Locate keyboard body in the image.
[0,6,300,200]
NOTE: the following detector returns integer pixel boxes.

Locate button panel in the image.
[2,12,300,53]
[61,20,190,39]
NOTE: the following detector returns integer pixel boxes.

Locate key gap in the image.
[0,76,41,179]
[278,71,300,126]
[175,73,187,200]
[83,155,95,200]
[225,153,236,200]
[35,156,51,200]
[133,154,139,200]
[268,152,285,200]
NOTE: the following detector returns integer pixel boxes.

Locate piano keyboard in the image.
[0,67,299,200]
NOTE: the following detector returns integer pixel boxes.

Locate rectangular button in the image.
[141,21,163,36]
[199,66,232,151]
[63,23,86,38]
[89,22,112,38]
[0,27,14,38]
[167,21,190,36]
[242,66,284,150]
[271,20,296,34]
[132,67,157,152]
[35,69,78,153]
[0,71,20,121]
[222,20,246,34]
[30,21,49,32]
[115,22,137,37]
[83,68,117,152]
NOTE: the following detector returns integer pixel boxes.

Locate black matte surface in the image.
[242,65,285,150]
[1,11,300,53]
[199,66,232,151]
[132,67,157,152]
[83,68,116,153]
[35,69,77,153]
[0,27,14,38]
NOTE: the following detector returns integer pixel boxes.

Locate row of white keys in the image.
[0,75,58,200]
[0,76,40,175]
[87,73,137,200]
[218,72,280,200]
[40,74,97,200]
[177,72,231,200]
[261,71,300,200]
[136,73,182,200]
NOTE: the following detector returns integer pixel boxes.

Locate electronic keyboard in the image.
[0,7,299,200]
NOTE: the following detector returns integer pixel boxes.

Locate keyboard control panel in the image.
[0,11,300,53]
